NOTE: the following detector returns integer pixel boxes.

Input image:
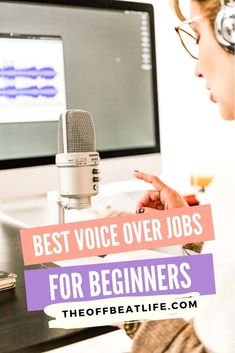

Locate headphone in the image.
[214,0,235,54]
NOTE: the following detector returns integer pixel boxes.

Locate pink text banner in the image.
[20,205,214,265]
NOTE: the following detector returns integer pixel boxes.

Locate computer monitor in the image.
[0,0,160,201]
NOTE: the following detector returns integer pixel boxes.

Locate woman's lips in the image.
[209,91,217,103]
[206,86,217,104]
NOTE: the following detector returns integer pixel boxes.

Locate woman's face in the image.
[190,1,234,120]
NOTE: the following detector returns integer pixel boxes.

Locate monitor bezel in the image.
[0,0,160,170]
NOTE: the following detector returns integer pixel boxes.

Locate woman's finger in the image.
[138,189,161,205]
[134,170,188,210]
[134,170,170,203]
[133,171,165,191]
[137,206,163,214]
[136,190,162,211]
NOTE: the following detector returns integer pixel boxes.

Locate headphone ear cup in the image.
[214,2,235,54]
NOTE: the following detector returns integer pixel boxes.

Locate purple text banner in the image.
[24,254,215,311]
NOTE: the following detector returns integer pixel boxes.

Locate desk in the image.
[0,222,116,353]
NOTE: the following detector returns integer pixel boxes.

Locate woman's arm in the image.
[129,172,208,352]
[131,319,208,353]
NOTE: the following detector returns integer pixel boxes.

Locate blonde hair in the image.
[171,0,222,26]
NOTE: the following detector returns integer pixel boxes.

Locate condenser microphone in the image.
[56,109,100,210]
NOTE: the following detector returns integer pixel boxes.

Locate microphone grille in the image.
[58,110,96,153]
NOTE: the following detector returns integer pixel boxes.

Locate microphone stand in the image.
[47,191,65,224]
[55,193,93,224]
[58,199,65,224]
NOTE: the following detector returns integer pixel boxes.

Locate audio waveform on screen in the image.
[0,66,57,79]
[0,85,57,98]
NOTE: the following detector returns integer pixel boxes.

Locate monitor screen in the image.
[0,34,66,124]
[0,0,160,170]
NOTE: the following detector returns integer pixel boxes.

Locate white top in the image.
[194,162,235,353]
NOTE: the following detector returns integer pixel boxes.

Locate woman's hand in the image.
[134,171,188,212]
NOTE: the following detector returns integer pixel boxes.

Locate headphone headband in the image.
[214,0,235,54]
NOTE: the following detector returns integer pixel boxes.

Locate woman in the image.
[127,0,235,352]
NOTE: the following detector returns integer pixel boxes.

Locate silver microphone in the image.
[56,109,100,210]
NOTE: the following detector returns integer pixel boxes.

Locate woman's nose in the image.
[194,61,203,78]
